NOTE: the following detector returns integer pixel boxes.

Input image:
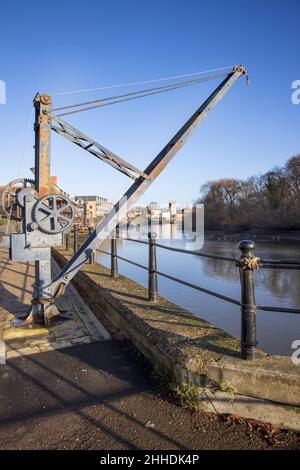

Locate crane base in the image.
[12,299,72,328]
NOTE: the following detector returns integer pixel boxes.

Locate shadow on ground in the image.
[0,341,298,450]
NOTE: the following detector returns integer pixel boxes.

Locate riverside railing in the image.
[68,227,300,361]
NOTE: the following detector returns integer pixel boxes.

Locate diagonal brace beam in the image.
[49,113,150,181]
[50,65,247,296]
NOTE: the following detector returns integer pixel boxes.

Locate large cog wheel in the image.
[0,178,35,220]
[33,193,75,234]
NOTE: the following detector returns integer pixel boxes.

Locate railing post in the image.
[148,232,158,301]
[238,240,257,360]
[111,234,118,278]
[116,224,120,239]
[73,224,78,255]
[88,226,95,264]
[65,231,70,251]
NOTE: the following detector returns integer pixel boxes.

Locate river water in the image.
[96,224,300,356]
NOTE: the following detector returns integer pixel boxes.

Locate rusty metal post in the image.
[73,225,78,255]
[88,227,95,264]
[148,232,158,301]
[111,235,118,278]
[34,94,52,198]
[32,94,53,321]
[238,240,257,360]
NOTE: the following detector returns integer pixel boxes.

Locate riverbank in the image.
[205,229,300,242]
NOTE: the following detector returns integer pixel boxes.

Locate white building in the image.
[74,195,113,220]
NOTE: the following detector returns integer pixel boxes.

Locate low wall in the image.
[53,248,300,431]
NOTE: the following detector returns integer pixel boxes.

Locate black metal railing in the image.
[68,226,300,361]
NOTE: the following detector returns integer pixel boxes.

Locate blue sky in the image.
[0,0,299,205]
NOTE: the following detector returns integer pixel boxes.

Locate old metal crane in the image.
[0,65,248,326]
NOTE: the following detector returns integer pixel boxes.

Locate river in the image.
[96,223,300,356]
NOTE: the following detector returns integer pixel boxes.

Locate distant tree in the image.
[198,154,300,231]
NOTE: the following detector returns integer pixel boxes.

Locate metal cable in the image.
[52,73,228,113]
[49,65,234,97]
[55,73,228,117]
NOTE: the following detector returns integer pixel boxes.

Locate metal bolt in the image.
[40,94,51,105]
[30,222,38,231]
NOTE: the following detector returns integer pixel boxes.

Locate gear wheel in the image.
[33,193,75,234]
[0,178,35,220]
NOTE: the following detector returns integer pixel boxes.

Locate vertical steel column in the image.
[33,94,52,311]
[148,232,158,301]
[238,240,257,360]
[34,94,52,197]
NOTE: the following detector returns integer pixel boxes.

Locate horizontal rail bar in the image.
[125,237,149,245]
[97,249,111,256]
[261,263,300,270]
[261,258,300,265]
[116,255,149,271]
[257,305,300,314]
[125,237,300,268]
[155,242,237,261]
[98,241,300,315]
[155,269,240,305]
[125,237,236,261]
[98,248,148,271]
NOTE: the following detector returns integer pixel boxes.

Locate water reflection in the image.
[200,241,300,307]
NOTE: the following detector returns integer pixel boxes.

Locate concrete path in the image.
[0,248,298,450]
[0,248,110,359]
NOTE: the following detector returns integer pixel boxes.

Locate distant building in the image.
[146,201,177,221]
[169,201,177,216]
[74,195,113,220]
